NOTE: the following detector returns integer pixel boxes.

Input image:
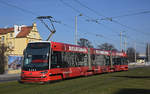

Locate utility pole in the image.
[134,42,136,63]
[120,32,122,51]
[120,31,126,52]
[75,14,82,45]
[148,43,149,62]
[88,48,92,70]
[124,38,127,53]
[123,31,127,53]
[75,16,77,45]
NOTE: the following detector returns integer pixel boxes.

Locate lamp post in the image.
[75,14,82,45]
[120,31,126,52]
[135,42,136,63]
[120,31,122,51]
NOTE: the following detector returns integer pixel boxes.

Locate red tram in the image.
[20,41,128,83]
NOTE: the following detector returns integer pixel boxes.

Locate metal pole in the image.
[135,42,136,63]
[148,43,149,62]
[88,48,92,70]
[120,32,122,51]
[75,16,77,45]
[124,36,126,53]
[110,52,113,68]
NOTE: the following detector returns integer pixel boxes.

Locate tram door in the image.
[51,51,70,78]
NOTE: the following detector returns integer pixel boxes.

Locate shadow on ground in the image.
[113,76,150,79]
[115,88,150,94]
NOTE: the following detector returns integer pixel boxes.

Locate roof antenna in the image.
[37,16,56,41]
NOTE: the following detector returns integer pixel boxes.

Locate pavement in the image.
[128,63,150,69]
[0,73,20,82]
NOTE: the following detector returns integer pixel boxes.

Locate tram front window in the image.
[22,43,50,71]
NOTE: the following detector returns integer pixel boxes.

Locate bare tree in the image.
[97,43,117,51]
[0,44,8,74]
[77,38,93,48]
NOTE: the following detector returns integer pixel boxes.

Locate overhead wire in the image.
[73,0,149,46]
[62,0,147,50]
[0,0,108,44]
[59,0,91,19]
[0,0,39,16]
[0,0,97,41]
[59,0,121,40]
[108,10,150,19]
[59,1,123,39]
[60,0,142,43]
[0,0,147,49]
[73,0,106,18]
[73,0,150,37]
[59,0,122,43]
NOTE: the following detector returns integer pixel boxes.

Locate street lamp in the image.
[120,31,126,52]
[75,14,82,45]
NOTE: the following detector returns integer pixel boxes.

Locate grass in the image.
[0,67,150,94]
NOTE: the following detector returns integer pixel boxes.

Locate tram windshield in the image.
[22,42,50,71]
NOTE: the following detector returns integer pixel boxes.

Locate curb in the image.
[0,74,20,82]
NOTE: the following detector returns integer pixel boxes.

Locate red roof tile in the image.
[0,26,33,38]
[0,28,14,34]
[16,26,33,38]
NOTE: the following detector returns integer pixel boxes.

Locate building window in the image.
[8,42,13,49]
[10,33,13,37]
[33,34,36,38]
[29,40,32,42]
[1,36,5,42]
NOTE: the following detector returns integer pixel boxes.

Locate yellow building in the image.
[0,23,42,56]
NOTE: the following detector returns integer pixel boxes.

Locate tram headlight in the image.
[40,71,48,74]
[41,76,47,78]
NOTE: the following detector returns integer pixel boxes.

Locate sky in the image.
[0,0,150,54]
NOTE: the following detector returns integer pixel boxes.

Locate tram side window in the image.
[120,57,125,65]
[113,57,120,65]
[77,53,88,66]
[111,57,115,65]
[95,55,106,66]
[62,52,75,67]
[91,55,96,66]
[105,56,110,65]
[62,52,88,67]
[125,58,128,65]
[51,51,89,68]
[111,57,128,65]
[121,58,124,65]
[115,58,121,65]
[122,58,128,65]
[113,58,116,65]
[51,51,67,68]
